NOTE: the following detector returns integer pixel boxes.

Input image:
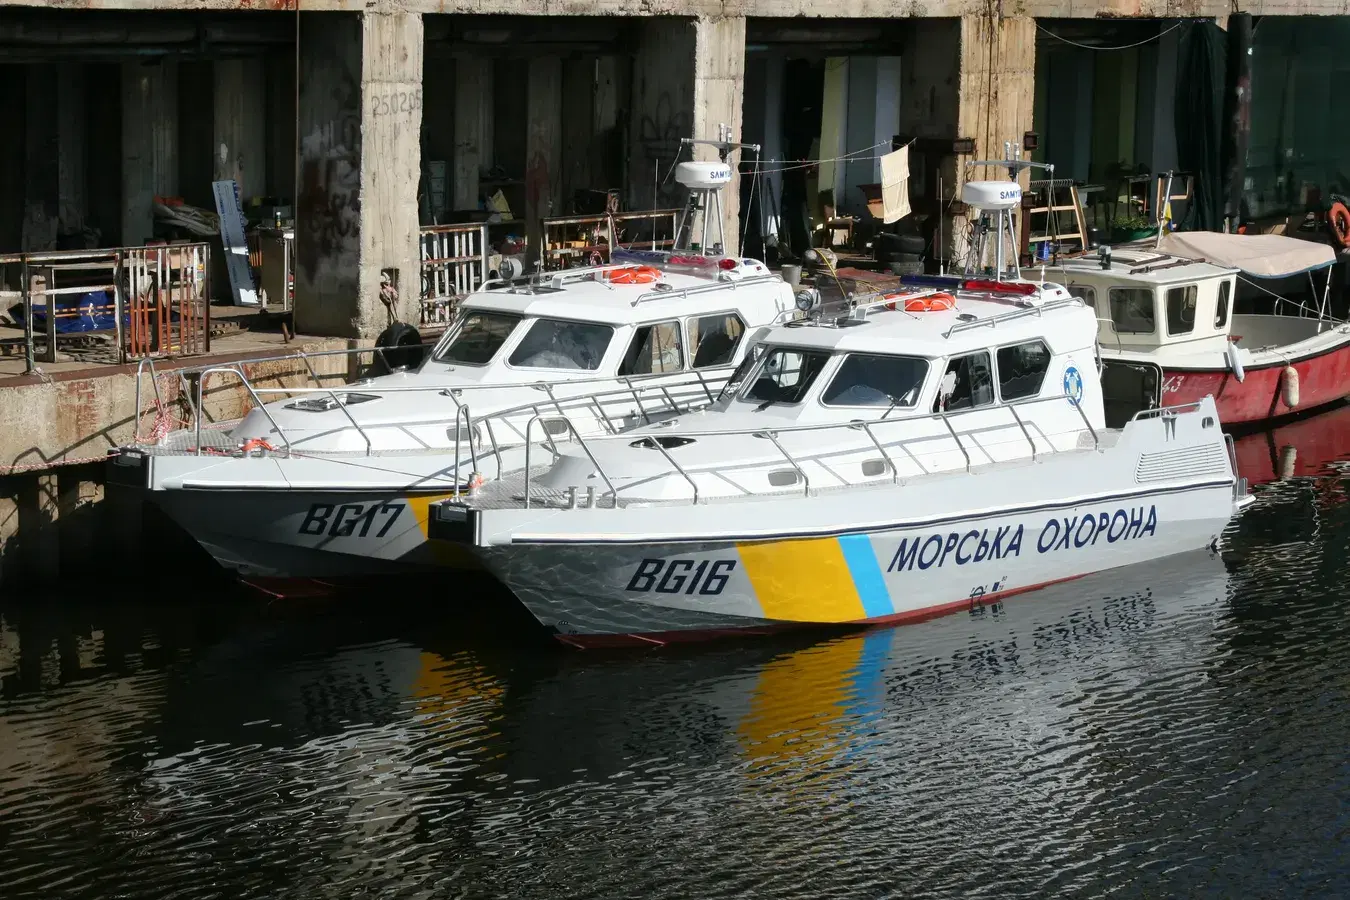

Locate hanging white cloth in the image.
[880,146,912,224]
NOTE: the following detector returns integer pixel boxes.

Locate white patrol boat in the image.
[427,175,1255,646]
[108,153,798,581]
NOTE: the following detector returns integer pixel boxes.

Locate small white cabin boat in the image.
[108,158,799,581]
[1057,232,1349,427]
[427,179,1254,646]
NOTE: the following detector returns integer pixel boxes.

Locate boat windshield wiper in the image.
[755,397,778,411]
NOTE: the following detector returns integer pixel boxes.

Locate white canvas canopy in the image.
[1157,231,1338,279]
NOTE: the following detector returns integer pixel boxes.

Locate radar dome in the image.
[675,161,733,189]
[961,180,1022,211]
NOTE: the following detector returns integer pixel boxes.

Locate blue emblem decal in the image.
[1063,365,1084,406]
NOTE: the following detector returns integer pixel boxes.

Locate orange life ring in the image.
[1329,201,1350,249]
[903,292,956,312]
[606,265,661,285]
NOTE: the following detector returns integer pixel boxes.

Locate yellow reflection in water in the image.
[737,631,890,779]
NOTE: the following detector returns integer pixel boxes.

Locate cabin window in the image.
[507,319,613,370]
[821,354,929,408]
[934,352,994,412]
[1108,287,1156,334]
[1166,284,1198,336]
[619,321,683,376]
[1215,280,1231,329]
[433,312,522,366]
[1067,284,1096,306]
[688,313,745,369]
[996,340,1052,401]
[742,347,830,406]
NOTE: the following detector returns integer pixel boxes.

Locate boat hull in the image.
[149,488,482,578]
[471,480,1237,646]
[1159,331,1350,425]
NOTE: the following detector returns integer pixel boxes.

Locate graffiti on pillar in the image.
[296,72,362,295]
[637,91,691,208]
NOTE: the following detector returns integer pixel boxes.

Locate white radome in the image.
[961,180,1022,211]
[676,161,733,189]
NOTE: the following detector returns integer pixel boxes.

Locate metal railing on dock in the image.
[420,223,489,330]
[542,210,680,272]
[0,242,210,372]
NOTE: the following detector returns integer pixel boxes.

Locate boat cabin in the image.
[419,254,791,387]
[700,276,1102,433]
[1054,248,1238,355]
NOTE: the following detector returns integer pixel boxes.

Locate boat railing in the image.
[1129,400,1204,421]
[174,364,731,458]
[632,273,781,306]
[942,297,1083,339]
[514,393,1112,509]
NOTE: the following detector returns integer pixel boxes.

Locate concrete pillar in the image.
[692,16,745,256]
[122,60,178,248]
[295,11,423,339]
[452,57,492,212]
[630,17,744,254]
[525,56,563,262]
[23,65,60,252]
[57,469,102,579]
[214,59,268,200]
[901,15,1034,266]
[0,483,18,587]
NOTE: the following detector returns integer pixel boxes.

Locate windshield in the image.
[508,318,614,371]
[821,353,929,408]
[432,311,522,365]
[741,347,832,406]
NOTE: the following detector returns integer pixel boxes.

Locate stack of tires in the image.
[874,232,926,275]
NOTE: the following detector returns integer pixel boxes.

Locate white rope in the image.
[1036,21,1183,52]
[740,139,899,176]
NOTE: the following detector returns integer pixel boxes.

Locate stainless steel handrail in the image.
[1007,404,1037,460]
[194,367,291,456]
[760,430,811,497]
[523,415,618,509]
[452,404,478,497]
[853,421,898,484]
[632,273,780,306]
[1130,400,1204,420]
[505,393,1124,509]
[939,411,971,471]
[943,297,1083,338]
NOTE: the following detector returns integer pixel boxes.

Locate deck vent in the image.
[285,392,380,412]
[630,436,696,450]
[767,469,801,487]
[1135,444,1228,483]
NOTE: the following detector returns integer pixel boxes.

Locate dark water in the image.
[4,437,1350,897]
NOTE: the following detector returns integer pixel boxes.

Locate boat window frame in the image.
[736,345,834,407]
[1165,283,1200,337]
[685,309,748,371]
[933,349,997,413]
[1215,278,1231,330]
[502,316,618,373]
[818,351,931,410]
[1107,286,1158,335]
[993,338,1055,403]
[428,309,525,368]
[618,318,686,377]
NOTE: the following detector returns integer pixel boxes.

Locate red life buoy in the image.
[903,292,957,312]
[1329,201,1350,249]
[606,265,661,285]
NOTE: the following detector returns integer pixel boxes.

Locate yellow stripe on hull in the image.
[736,537,865,622]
